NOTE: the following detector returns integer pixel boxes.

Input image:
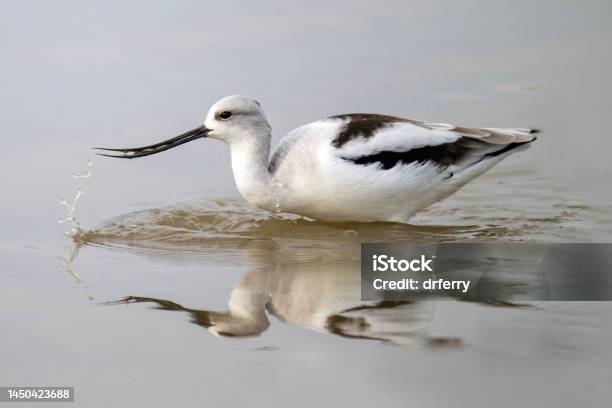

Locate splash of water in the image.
[59,159,96,299]
[58,242,82,284]
[69,170,92,178]
[59,159,93,236]
[271,181,284,213]
[57,240,95,300]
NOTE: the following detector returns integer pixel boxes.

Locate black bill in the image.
[94,126,210,159]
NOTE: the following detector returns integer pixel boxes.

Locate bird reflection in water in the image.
[75,200,532,347]
[104,247,452,346]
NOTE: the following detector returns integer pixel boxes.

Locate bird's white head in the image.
[94,94,275,209]
[204,95,271,145]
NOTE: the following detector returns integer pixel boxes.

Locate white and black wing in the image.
[329,113,537,173]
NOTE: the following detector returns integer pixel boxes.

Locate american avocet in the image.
[96,95,537,223]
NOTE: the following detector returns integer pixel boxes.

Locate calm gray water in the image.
[1,1,612,407]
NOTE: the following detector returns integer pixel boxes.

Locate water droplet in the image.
[69,170,92,178]
[271,181,285,213]
[343,229,358,237]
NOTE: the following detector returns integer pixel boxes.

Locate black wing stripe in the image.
[342,138,533,170]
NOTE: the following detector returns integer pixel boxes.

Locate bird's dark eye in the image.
[219,111,232,120]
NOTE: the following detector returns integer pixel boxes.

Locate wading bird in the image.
[97,95,537,223]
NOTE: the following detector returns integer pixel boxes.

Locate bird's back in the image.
[267,114,537,222]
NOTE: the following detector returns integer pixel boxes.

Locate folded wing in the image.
[331,114,537,173]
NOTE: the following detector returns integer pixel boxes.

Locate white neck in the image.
[228,132,274,210]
